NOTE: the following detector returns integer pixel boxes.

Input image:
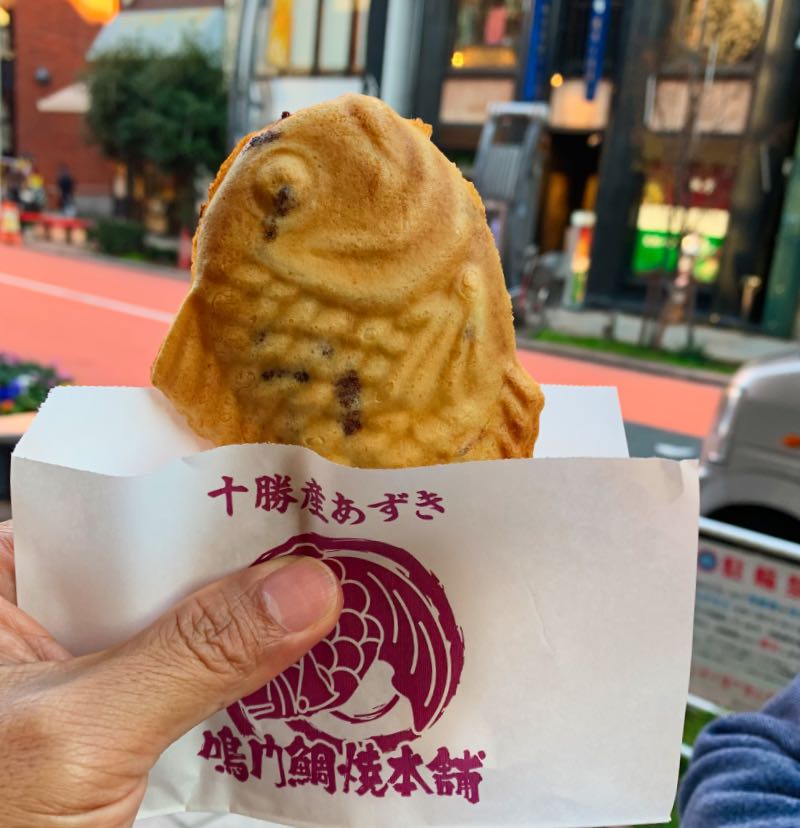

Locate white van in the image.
[700,350,800,543]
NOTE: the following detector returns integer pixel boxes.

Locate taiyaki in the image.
[152,94,543,468]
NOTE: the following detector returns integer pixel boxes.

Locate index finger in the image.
[0,520,15,605]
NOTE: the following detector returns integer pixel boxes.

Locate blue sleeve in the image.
[678,677,800,827]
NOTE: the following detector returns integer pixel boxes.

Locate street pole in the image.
[379,0,424,117]
[227,0,261,148]
[762,126,800,338]
[585,0,670,305]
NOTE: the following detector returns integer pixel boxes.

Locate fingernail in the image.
[261,558,339,633]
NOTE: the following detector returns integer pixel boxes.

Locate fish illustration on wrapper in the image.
[226,533,466,751]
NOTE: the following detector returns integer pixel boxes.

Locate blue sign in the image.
[584,0,612,101]
[522,0,553,102]
[698,548,719,572]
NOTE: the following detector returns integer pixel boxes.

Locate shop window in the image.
[670,0,768,67]
[0,20,10,56]
[632,164,734,284]
[263,0,370,76]
[555,0,625,78]
[647,77,753,135]
[450,0,529,71]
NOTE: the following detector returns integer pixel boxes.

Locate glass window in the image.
[352,0,370,73]
[288,0,318,72]
[451,0,530,71]
[671,0,768,66]
[319,0,351,72]
[262,0,369,76]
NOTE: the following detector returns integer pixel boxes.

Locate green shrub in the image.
[92,218,146,256]
[0,355,70,414]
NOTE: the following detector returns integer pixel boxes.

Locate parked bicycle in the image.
[509,245,566,333]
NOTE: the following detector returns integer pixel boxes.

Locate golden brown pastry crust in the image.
[152,94,543,467]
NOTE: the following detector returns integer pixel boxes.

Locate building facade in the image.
[228,0,371,143]
[13,0,116,212]
[588,0,800,333]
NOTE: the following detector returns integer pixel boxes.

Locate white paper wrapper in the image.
[12,385,698,828]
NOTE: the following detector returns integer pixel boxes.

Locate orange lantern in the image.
[66,0,118,24]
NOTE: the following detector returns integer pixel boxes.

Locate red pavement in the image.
[0,246,187,387]
[516,350,721,438]
[0,245,721,437]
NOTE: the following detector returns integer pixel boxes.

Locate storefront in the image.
[434,0,530,151]
[587,0,800,331]
[411,0,624,253]
[228,0,371,142]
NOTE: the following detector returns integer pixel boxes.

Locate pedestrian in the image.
[112,164,128,217]
[57,164,76,215]
[5,160,25,205]
[21,163,46,213]
[0,520,342,827]
[679,675,800,826]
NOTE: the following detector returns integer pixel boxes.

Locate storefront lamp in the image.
[67,0,118,24]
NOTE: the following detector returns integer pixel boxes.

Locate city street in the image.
[1,245,721,456]
[3,1,798,821]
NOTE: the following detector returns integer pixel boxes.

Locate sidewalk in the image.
[517,335,731,387]
[21,238,191,283]
[524,307,799,385]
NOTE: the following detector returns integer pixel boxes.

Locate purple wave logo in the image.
[226,533,465,750]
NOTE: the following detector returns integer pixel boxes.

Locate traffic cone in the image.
[0,201,22,245]
[177,226,192,269]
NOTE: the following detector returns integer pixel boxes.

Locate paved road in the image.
[1,245,721,451]
[624,423,703,460]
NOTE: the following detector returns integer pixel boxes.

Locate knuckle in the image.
[169,591,280,679]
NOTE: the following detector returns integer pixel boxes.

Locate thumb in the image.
[78,556,341,757]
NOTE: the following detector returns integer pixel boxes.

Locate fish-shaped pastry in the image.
[152,94,543,467]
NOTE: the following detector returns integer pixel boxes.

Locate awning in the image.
[87,7,224,59]
[36,82,90,114]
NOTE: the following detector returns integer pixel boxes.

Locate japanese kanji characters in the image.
[426,747,486,805]
[198,726,249,782]
[207,475,445,524]
[198,728,485,804]
[338,742,386,797]
[384,744,433,797]
[207,476,249,517]
[255,474,297,514]
[300,478,328,522]
[285,736,337,794]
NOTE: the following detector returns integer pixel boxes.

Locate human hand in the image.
[0,520,342,827]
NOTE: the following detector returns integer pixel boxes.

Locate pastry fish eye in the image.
[263,184,297,242]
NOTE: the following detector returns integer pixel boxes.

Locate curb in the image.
[516,336,731,388]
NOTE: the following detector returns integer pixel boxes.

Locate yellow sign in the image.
[67,0,118,24]
[267,0,292,69]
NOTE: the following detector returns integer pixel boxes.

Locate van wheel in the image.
[707,505,800,545]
